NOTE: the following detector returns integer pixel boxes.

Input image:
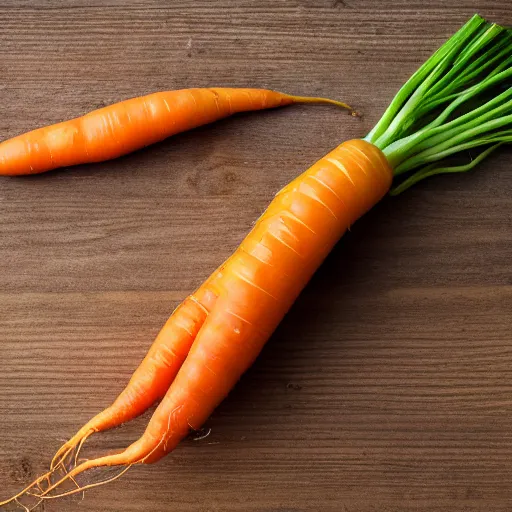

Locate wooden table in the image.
[1,2,511,511]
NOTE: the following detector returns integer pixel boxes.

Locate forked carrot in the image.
[1,14,510,508]
[3,138,392,508]
[0,88,352,176]
[49,268,224,471]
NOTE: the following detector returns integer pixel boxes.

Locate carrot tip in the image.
[36,464,133,501]
[0,430,104,508]
[286,94,353,112]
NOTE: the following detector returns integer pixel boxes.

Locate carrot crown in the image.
[364,14,511,194]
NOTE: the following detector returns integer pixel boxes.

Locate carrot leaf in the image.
[365,14,511,192]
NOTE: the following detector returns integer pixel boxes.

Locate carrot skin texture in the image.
[128,139,393,463]
[90,296,208,428]
[0,88,296,176]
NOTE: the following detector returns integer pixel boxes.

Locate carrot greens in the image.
[364,14,511,194]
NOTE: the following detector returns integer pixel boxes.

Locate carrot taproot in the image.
[0,88,351,176]
[2,13,511,507]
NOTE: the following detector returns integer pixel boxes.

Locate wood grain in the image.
[0,1,511,511]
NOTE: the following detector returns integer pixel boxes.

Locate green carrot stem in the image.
[365,14,511,192]
[389,143,504,195]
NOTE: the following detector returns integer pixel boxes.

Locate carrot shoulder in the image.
[0,88,351,176]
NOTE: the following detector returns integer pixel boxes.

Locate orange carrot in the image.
[0,139,392,505]
[0,88,351,176]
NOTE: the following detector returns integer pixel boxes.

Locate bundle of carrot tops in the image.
[1,13,510,509]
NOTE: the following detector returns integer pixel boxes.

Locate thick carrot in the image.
[2,139,392,503]
[134,139,392,464]
[0,88,351,176]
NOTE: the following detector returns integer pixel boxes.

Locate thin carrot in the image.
[1,13,511,507]
[0,88,352,176]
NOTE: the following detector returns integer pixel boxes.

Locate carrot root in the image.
[0,452,132,507]
[35,465,133,501]
[0,467,60,508]
[24,432,165,501]
[50,427,95,471]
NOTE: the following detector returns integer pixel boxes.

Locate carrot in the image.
[3,138,393,505]
[0,88,352,176]
[2,14,510,507]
